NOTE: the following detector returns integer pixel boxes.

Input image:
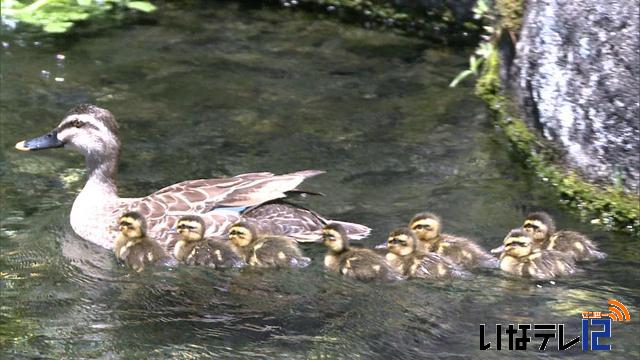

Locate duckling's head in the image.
[387,227,417,256]
[322,223,350,253]
[409,212,441,241]
[523,212,555,242]
[118,211,147,240]
[502,228,533,258]
[228,221,258,248]
[176,215,205,242]
[15,104,120,159]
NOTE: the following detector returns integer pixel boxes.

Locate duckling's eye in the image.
[388,239,407,245]
[324,235,335,241]
[73,120,84,128]
[119,221,132,227]
[524,224,539,231]
[412,225,431,231]
[229,230,242,236]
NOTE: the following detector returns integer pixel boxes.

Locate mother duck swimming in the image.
[15,104,370,250]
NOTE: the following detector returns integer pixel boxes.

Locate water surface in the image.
[1,2,638,358]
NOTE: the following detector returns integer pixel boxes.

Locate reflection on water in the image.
[1,2,638,358]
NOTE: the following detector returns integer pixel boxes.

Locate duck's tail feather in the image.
[285,189,326,198]
[589,249,607,261]
[289,170,326,178]
[328,220,371,240]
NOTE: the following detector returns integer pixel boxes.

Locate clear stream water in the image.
[1,2,638,359]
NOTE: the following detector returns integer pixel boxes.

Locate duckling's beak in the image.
[490,244,505,254]
[168,227,178,235]
[374,242,387,249]
[15,129,64,151]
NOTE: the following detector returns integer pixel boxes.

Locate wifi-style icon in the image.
[605,299,631,322]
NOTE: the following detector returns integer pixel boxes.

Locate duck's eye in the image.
[119,221,132,227]
[324,235,335,241]
[524,224,539,231]
[229,230,242,236]
[73,120,84,128]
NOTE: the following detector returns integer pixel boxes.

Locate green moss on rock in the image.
[496,0,523,33]
[476,46,640,237]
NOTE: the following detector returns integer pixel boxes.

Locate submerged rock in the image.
[508,0,639,192]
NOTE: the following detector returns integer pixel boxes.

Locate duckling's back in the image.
[184,239,245,268]
[501,250,577,280]
[546,231,606,262]
[410,253,470,279]
[249,236,310,268]
[121,239,167,272]
[435,234,498,269]
[339,248,400,281]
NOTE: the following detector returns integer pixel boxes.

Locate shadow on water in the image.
[1,2,639,359]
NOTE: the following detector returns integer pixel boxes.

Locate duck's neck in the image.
[70,149,121,248]
[82,151,119,199]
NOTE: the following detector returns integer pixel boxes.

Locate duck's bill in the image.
[15,130,64,151]
[490,244,505,254]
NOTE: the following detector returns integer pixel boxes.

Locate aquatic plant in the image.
[1,0,156,33]
[449,0,496,87]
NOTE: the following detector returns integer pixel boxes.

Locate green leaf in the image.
[77,0,92,6]
[126,1,156,13]
[43,21,73,33]
[449,70,474,88]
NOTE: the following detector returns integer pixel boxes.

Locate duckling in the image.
[409,212,498,269]
[174,216,245,268]
[228,221,310,268]
[114,212,168,272]
[523,212,606,261]
[498,228,577,280]
[322,223,401,281]
[385,227,469,279]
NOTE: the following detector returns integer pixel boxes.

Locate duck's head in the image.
[523,212,555,242]
[387,227,417,256]
[15,104,120,158]
[321,223,350,253]
[228,221,258,248]
[501,228,533,258]
[176,216,205,242]
[118,211,147,240]
[409,212,441,242]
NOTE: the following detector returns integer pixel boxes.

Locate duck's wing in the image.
[242,201,370,242]
[242,201,326,242]
[117,171,322,241]
[124,170,321,216]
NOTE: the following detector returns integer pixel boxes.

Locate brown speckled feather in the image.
[110,171,330,250]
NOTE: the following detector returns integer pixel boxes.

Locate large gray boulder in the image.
[511,0,639,192]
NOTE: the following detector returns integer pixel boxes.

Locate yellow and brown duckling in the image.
[322,223,401,281]
[522,212,606,262]
[114,212,168,272]
[409,212,498,269]
[385,227,469,279]
[497,228,577,280]
[174,216,245,268]
[228,220,310,268]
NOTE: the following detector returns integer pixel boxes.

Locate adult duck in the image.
[15,104,370,250]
